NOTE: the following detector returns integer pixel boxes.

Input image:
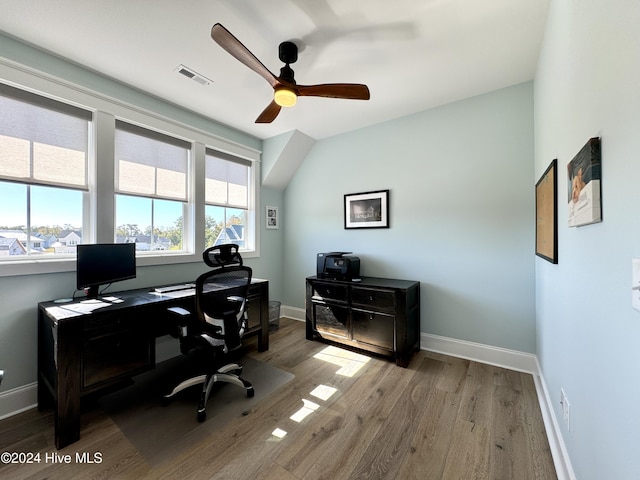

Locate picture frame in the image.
[266,206,279,229]
[567,137,602,227]
[344,189,389,229]
[535,159,558,264]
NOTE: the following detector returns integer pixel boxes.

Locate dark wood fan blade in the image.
[256,101,282,123]
[211,23,278,88]
[296,83,370,100]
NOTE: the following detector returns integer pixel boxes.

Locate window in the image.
[114,121,190,252]
[0,72,260,275]
[205,149,252,250]
[0,83,90,259]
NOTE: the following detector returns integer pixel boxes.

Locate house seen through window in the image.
[0,84,89,258]
[205,149,251,249]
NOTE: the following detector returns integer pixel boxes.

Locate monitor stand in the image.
[85,285,100,299]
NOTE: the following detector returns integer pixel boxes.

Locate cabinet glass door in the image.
[313,303,349,338]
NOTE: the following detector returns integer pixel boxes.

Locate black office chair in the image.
[162,244,254,422]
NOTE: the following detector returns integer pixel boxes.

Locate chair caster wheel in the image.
[197,410,206,422]
[247,387,255,398]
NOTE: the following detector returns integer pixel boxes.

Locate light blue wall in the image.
[534,0,640,478]
[282,82,536,353]
[0,36,285,393]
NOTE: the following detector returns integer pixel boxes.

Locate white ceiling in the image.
[0,0,549,141]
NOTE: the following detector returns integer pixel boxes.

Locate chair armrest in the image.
[168,306,191,337]
[168,306,190,317]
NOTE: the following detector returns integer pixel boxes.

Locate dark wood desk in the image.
[37,279,269,449]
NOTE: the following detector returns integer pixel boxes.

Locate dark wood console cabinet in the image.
[306,276,420,367]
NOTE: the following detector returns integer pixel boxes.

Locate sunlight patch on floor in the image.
[268,346,370,442]
[310,384,337,401]
[290,398,320,423]
[270,427,288,440]
[312,345,371,377]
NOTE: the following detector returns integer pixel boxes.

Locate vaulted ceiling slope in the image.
[0,0,549,140]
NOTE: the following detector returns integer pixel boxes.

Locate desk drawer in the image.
[351,287,396,311]
[247,283,263,297]
[84,313,134,338]
[352,309,395,351]
[311,282,349,303]
[82,310,152,388]
[83,332,152,388]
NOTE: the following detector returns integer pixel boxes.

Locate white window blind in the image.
[205,149,250,208]
[115,121,190,201]
[0,83,90,190]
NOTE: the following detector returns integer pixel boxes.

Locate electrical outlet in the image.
[632,259,640,312]
[560,388,571,431]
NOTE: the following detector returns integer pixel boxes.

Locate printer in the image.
[317,252,361,281]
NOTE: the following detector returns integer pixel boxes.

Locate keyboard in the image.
[153,283,195,293]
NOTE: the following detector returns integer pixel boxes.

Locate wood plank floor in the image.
[0,318,557,479]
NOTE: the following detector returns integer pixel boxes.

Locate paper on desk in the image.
[149,288,195,299]
[45,299,111,318]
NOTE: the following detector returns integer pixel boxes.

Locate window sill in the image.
[0,249,257,278]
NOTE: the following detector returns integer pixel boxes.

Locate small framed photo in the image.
[344,190,389,229]
[266,206,279,229]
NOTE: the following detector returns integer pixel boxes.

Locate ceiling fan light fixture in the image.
[274,87,297,107]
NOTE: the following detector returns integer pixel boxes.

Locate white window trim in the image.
[0,58,261,277]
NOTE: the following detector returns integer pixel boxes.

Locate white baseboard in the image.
[0,382,37,421]
[532,358,576,480]
[281,305,305,322]
[421,332,539,374]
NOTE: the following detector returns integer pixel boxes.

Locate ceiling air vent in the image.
[175,65,212,85]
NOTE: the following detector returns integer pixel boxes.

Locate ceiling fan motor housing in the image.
[279,41,298,64]
[278,41,298,84]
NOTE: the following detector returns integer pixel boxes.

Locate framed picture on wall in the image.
[266,206,279,229]
[344,190,389,229]
[535,159,558,264]
[567,137,602,227]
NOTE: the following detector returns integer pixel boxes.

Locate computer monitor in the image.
[76,243,136,298]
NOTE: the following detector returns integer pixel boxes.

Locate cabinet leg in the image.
[305,321,315,340]
[396,356,410,368]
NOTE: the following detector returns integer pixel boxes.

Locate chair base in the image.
[162,362,254,422]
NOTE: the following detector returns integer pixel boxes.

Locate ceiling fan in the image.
[210,23,370,123]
